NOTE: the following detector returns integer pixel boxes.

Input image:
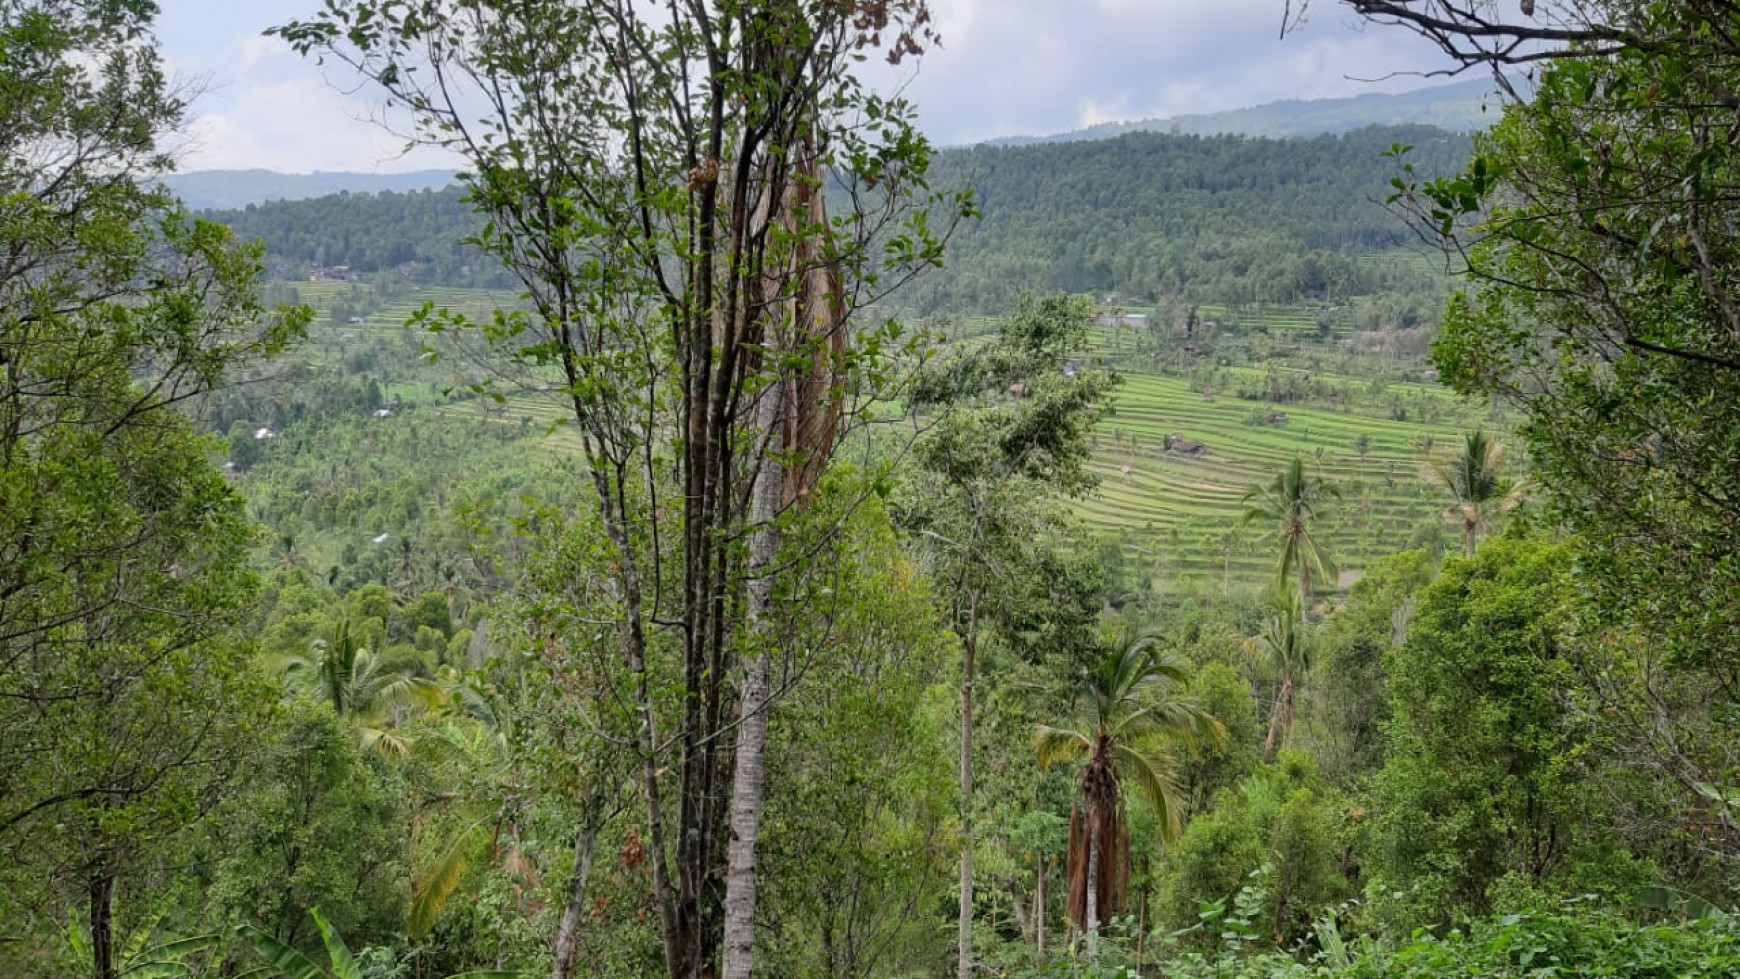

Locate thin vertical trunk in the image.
[957,622,978,979]
[1006,872,1031,942]
[719,382,785,979]
[1136,886,1146,972]
[587,457,681,979]
[1263,677,1294,764]
[550,825,601,979]
[1034,855,1045,959]
[1084,819,1100,966]
[90,871,115,979]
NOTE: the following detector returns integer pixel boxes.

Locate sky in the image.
[157,0,1460,174]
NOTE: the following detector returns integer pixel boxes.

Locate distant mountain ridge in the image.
[163,168,457,210]
[986,76,1519,146]
[165,80,1514,209]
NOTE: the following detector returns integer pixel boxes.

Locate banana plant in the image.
[237,908,517,979]
[59,912,244,979]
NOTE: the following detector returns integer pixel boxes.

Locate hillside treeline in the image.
[914,124,1469,311]
[206,186,513,287]
[205,125,1468,310]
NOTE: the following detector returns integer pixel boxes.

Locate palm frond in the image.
[411,823,484,940]
[1108,741,1185,842]
[360,726,415,759]
[1033,725,1090,770]
[1117,697,1226,754]
[371,672,447,713]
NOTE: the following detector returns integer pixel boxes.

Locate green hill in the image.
[199,124,1469,314]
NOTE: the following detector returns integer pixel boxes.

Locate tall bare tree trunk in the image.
[957,626,977,979]
[1084,821,1100,966]
[720,383,785,979]
[550,825,600,979]
[1035,855,1045,959]
[588,460,681,979]
[1264,678,1296,764]
[90,870,115,979]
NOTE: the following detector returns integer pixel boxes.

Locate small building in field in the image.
[1164,433,1208,456]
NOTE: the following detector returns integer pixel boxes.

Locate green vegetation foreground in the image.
[5,2,1740,979]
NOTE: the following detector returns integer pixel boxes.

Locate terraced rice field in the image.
[1080,371,1496,592]
[280,281,1503,591]
[286,281,525,342]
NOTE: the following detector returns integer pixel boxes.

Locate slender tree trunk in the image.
[550,825,600,979]
[1006,874,1031,942]
[1034,855,1045,960]
[588,459,682,979]
[1136,886,1146,972]
[1263,677,1294,764]
[1084,819,1100,966]
[957,620,978,979]
[720,385,785,979]
[90,870,115,979]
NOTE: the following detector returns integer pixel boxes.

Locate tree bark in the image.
[588,460,682,979]
[1084,819,1100,966]
[1034,855,1045,959]
[957,623,978,979]
[90,870,115,979]
[719,382,785,979]
[550,824,600,979]
[1264,677,1295,764]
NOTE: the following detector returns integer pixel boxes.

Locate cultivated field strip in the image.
[280,281,1495,590]
[1078,372,1482,589]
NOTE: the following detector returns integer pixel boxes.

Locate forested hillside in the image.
[914,124,1467,310]
[204,186,512,287]
[205,124,1468,309]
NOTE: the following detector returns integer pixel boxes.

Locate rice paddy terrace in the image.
[1081,370,1493,593]
[282,281,1504,592]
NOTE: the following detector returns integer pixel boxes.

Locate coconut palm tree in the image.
[275,532,302,571]
[1034,633,1224,958]
[1242,455,1339,600]
[1425,430,1529,557]
[1252,589,1311,763]
[280,617,443,757]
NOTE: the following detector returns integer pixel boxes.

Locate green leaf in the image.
[235,923,331,979]
[311,909,361,979]
[411,824,483,939]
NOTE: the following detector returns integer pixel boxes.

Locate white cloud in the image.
[161,5,460,173]
[156,0,1461,172]
[867,0,1460,144]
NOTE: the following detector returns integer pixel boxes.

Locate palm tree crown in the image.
[280,617,443,756]
[1242,455,1339,600]
[1425,430,1528,557]
[1034,632,1223,940]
